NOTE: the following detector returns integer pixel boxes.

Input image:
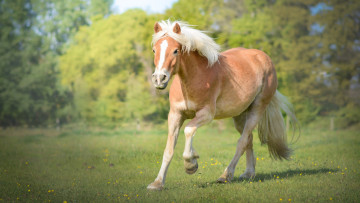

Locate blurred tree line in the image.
[0,0,359,128]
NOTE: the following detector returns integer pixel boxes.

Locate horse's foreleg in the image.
[147,110,184,190]
[183,107,213,174]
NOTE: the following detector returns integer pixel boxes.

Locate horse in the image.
[147,20,298,190]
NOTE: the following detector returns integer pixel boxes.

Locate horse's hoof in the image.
[239,171,255,180]
[217,177,229,183]
[217,169,234,183]
[147,181,164,190]
[184,161,198,174]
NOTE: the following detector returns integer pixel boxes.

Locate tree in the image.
[59,10,164,125]
[313,0,360,126]
[0,0,113,127]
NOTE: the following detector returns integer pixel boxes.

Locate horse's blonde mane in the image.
[152,20,220,66]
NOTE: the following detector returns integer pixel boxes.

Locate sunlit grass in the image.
[0,125,359,202]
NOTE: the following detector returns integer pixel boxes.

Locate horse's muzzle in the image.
[152,73,169,90]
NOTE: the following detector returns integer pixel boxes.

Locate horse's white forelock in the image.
[152,20,220,66]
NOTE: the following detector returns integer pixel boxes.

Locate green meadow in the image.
[0,124,359,202]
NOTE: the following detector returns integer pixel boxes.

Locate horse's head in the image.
[151,22,182,90]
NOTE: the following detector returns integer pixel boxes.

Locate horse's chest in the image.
[171,100,197,119]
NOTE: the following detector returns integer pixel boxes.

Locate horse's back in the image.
[221,47,274,72]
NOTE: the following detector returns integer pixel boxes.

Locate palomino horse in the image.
[147,20,298,190]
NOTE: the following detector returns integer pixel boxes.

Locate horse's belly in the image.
[214,95,254,119]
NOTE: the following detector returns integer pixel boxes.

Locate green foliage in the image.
[0,0,62,126]
[59,10,161,124]
[335,103,360,128]
[229,9,274,53]
[1,0,358,127]
[0,0,113,127]
[164,0,224,29]
[125,74,156,120]
[313,0,360,114]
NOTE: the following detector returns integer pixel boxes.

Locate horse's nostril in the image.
[160,74,167,83]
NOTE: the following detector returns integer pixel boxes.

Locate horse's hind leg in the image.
[231,112,257,179]
[235,115,256,179]
[218,101,265,183]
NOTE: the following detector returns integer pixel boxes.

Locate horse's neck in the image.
[178,52,208,84]
[176,52,213,100]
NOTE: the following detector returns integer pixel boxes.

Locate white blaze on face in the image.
[153,39,170,84]
[157,40,168,71]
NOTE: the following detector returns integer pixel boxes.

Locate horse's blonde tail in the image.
[258,90,299,160]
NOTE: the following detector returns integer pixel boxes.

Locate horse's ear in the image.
[173,23,181,34]
[154,22,162,33]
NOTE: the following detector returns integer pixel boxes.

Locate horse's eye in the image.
[152,49,155,53]
[173,49,178,54]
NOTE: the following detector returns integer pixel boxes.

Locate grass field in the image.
[0,124,359,202]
